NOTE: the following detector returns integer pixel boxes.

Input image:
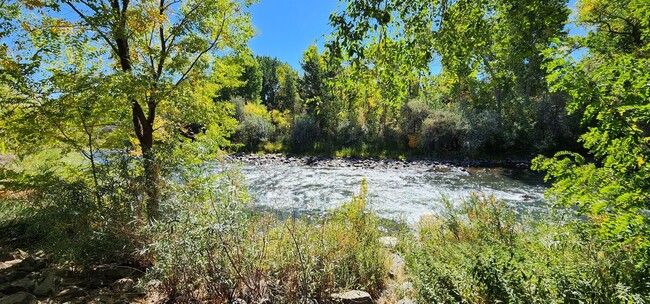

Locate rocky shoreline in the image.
[0,248,145,304]
[226,153,534,171]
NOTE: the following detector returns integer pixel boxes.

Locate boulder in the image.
[33,274,58,296]
[0,278,35,294]
[0,292,37,304]
[331,290,373,304]
[389,253,405,279]
[17,257,45,272]
[111,278,135,293]
[1,271,29,284]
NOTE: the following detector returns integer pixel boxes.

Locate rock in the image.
[378,237,398,249]
[391,254,405,267]
[0,278,36,294]
[33,274,58,296]
[0,271,29,284]
[0,292,37,304]
[17,257,45,272]
[389,254,405,279]
[396,298,415,304]
[0,248,13,262]
[331,290,373,304]
[111,278,135,293]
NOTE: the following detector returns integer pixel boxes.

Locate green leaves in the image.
[535,0,650,266]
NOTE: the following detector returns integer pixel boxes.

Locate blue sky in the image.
[248,0,585,70]
[248,0,339,70]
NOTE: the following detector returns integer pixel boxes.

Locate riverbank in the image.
[228,153,534,170]
[3,188,644,303]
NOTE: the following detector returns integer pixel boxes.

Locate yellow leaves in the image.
[367,97,377,108]
[126,3,170,35]
[19,0,47,9]
[407,134,419,149]
[44,18,74,35]
[638,156,645,167]
[578,0,598,15]
[243,102,270,119]
[20,22,34,32]
[0,58,20,72]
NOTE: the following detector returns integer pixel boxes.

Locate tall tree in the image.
[4,0,255,220]
[329,0,569,132]
[257,55,281,108]
[534,0,650,273]
[275,63,300,111]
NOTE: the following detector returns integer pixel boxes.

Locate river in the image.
[225,155,549,223]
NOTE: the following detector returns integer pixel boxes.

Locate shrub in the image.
[234,102,275,151]
[464,109,502,154]
[401,98,432,136]
[0,150,142,265]
[335,118,364,147]
[289,115,319,153]
[270,109,292,139]
[147,176,388,303]
[419,109,468,154]
[402,195,649,303]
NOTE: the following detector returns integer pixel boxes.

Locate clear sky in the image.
[247,0,339,70]
[247,0,585,70]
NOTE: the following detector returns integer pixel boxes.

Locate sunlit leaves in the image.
[535,0,650,256]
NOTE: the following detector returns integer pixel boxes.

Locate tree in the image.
[299,45,343,136]
[533,0,650,276]
[275,63,300,111]
[217,55,263,102]
[299,45,326,115]
[329,0,569,139]
[4,0,256,220]
[257,55,281,108]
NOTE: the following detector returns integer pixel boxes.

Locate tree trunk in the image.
[132,100,160,221]
[142,144,160,221]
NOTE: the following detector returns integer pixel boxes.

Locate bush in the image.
[464,109,502,154]
[419,109,468,154]
[0,150,142,265]
[402,195,649,303]
[289,115,319,153]
[335,118,364,147]
[401,98,432,136]
[147,176,388,303]
[234,102,275,151]
[270,109,292,139]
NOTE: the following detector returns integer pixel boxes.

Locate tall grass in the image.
[146,175,388,303]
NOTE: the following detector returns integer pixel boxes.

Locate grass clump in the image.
[147,176,387,303]
[402,194,648,303]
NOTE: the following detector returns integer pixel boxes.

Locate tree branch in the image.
[64,2,120,56]
[174,14,228,87]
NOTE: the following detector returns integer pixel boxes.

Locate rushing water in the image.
[226,156,548,223]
